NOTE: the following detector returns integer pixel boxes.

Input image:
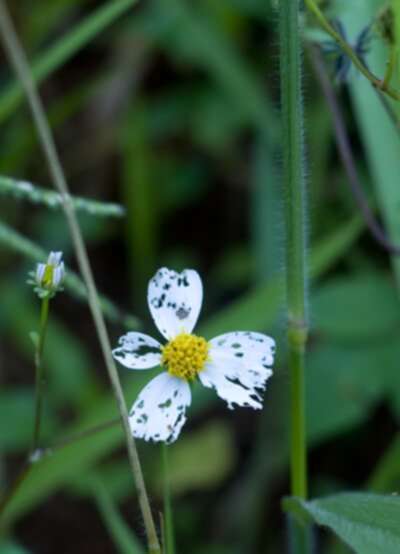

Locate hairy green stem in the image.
[279,2,310,549]
[0,4,161,552]
[279,0,308,500]
[0,175,125,217]
[162,444,175,554]
[31,296,50,454]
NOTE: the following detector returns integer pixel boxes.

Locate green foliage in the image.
[285,493,400,554]
[0,0,138,123]
[313,273,400,341]
[153,422,235,495]
[1,0,400,551]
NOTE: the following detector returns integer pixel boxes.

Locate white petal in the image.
[147,267,203,339]
[210,331,275,367]
[48,251,63,265]
[53,263,64,286]
[112,332,162,370]
[199,331,275,410]
[35,263,45,283]
[129,373,191,443]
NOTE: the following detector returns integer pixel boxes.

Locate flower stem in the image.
[31,296,50,454]
[162,444,175,554]
[0,3,161,552]
[279,0,308,509]
[279,2,311,549]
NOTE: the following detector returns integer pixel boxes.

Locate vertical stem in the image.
[0,4,161,552]
[279,0,308,500]
[32,296,50,454]
[162,444,175,554]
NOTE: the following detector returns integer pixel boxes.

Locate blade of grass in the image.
[121,106,158,302]
[345,4,400,289]
[0,0,138,124]
[155,0,277,138]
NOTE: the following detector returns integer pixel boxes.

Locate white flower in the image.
[113,268,275,444]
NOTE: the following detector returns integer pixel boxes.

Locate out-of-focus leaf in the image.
[0,0,138,123]
[312,273,400,341]
[284,493,400,554]
[0,369,156,527]
[90,476,145,554]
[306,340,398,443]
[0,541,31,554]
[152,422,235,495]
[344,1,400,287]
[152,0,277,136]
[368,433,400,492]
[0,389,55,453]
[210,245,253,289]
[0,285,96,407]
[203,215,364,339]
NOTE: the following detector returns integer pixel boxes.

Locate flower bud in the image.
[30,251,65,298]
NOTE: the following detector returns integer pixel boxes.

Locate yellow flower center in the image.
[161,332,209,381]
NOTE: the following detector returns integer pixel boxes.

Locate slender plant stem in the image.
[279,0,308,500]
[0,4,161,552]
[45,416,122,455]
[308,46,400,256]
[305,0,400,101]
[31,296,50,454]
[162,444,175,554]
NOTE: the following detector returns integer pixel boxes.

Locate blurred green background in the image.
[1,0,400,552]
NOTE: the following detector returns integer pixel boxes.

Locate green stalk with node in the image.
[278,0,312,551]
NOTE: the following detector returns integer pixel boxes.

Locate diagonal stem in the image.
[305,0,400,101]
[308,45,400,256]
[0,3,160,552]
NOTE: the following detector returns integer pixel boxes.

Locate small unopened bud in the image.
[29,251,65,299]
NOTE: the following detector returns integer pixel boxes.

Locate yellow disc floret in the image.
[162,332,209,381]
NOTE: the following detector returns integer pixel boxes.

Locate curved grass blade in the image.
[0,0,138,123]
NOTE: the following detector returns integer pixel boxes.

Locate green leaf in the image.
[0,370,155,528]
[313,273,400,341]
[90,476,145,554]
[345,3,400,288]
[0,389,54,452]
[306,341,396,443]
[152,422,235,495]
[284,493,400,554]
